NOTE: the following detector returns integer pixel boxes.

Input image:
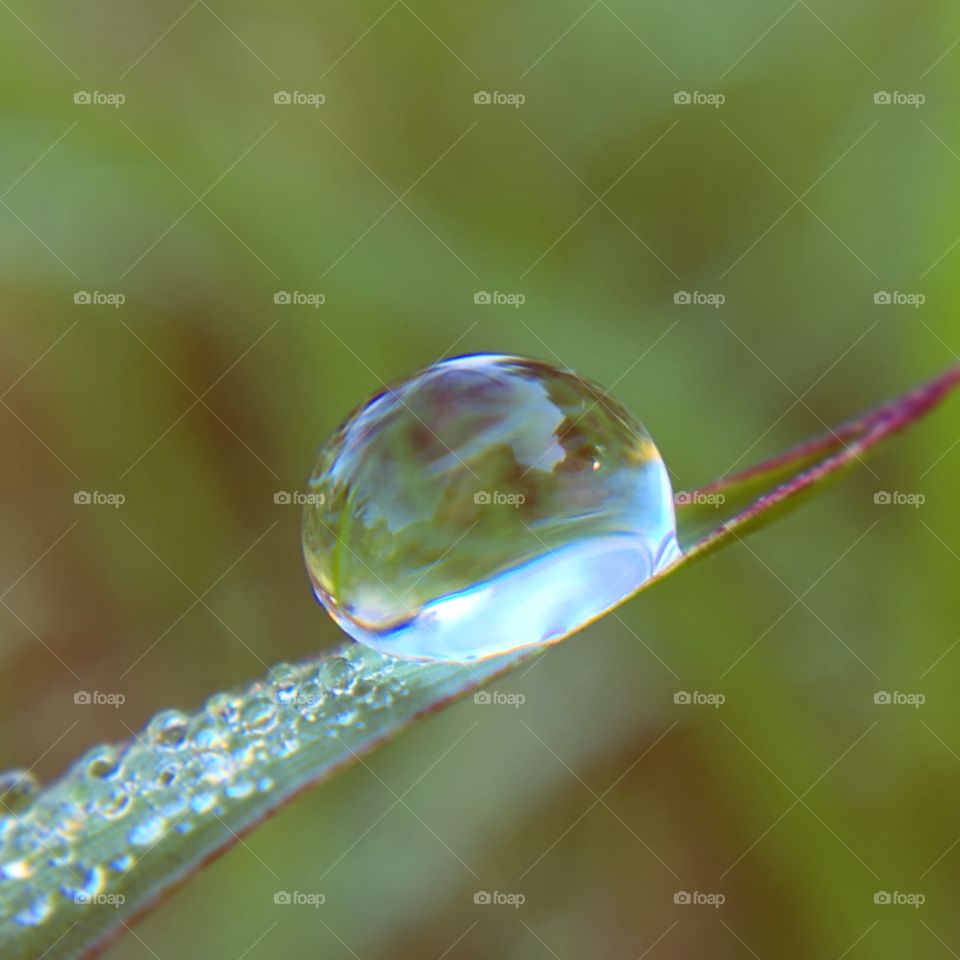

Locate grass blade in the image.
[1,365,957,959]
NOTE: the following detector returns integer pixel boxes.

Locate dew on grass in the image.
[302,354,680,661]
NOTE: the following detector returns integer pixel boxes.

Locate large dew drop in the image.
[302,354,680,661]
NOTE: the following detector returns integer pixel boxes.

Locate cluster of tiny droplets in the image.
[0,648,410,929]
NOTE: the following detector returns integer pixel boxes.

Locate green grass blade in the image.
[1,365,957,960]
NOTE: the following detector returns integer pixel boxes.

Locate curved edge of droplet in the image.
[316,529,682,663]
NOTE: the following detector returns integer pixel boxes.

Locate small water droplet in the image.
[189,790,218,815]
[156,766,177,787]
[0,770,40,813]
[302,354,680,660]
[128,815,166,847]
[147,710,189,749]
[111,853,135,872]
[321,657,358,694]
[95,785,131,820]
[205,692,241,723]
[268,663,300,705]
[224,779,255,799]
[13,890,53,927]
[191,716,229,752]
[241,697,277,731]
[83,746,120,780]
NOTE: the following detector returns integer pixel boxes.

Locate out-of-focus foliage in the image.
[2,1,959,957]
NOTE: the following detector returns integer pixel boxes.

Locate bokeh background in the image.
[3,1,960,956]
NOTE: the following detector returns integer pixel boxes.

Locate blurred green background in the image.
[3,0,960,956]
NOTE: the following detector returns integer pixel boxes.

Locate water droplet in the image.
[321,656,358,694]
[110,853,135,872]
[241,697,277,731]
[302,354,680,660]
[82,746,120,780]
[95,785,131,820]
[13,890,53,927]
[147,710,189,749]
[205,692,241,723]
[128,815,166,847]
[191,716,229,752]
[189,790,218,815]
[224,779,255,799]
[0,770,40,813]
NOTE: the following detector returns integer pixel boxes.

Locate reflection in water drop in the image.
[302,354,680,661]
